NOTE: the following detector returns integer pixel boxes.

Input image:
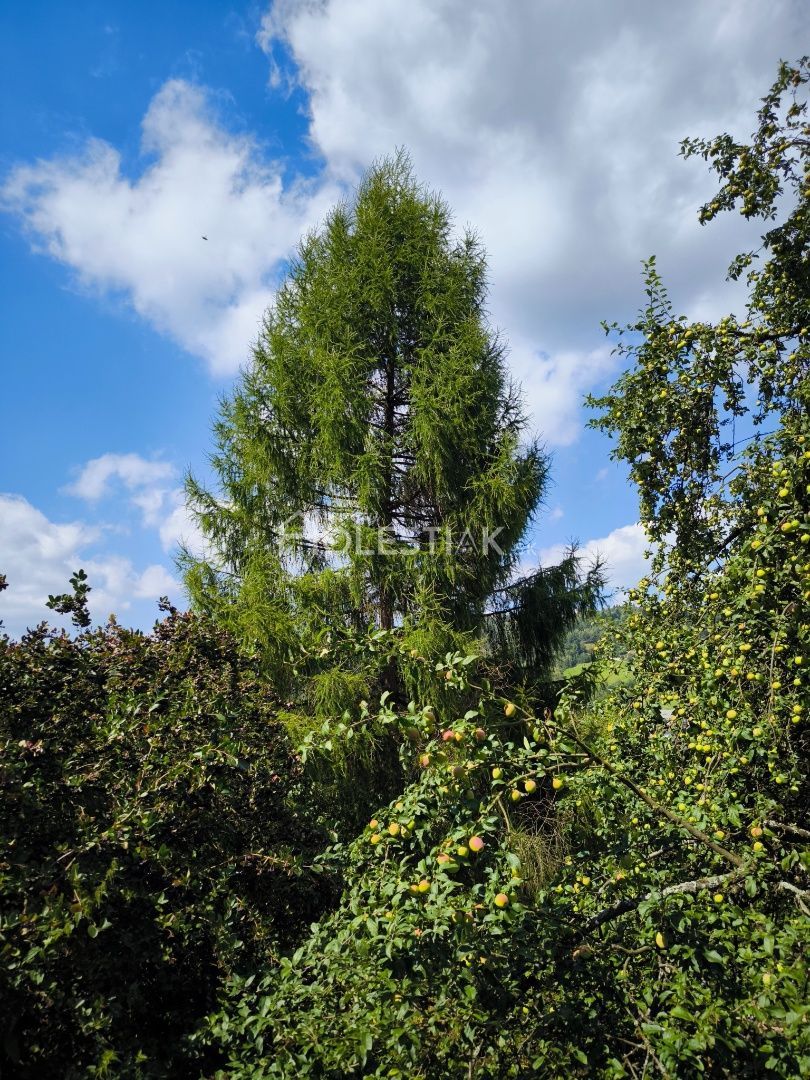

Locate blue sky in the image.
[0,0,804,636]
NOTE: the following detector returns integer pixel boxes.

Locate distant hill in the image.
[552,604,630,675]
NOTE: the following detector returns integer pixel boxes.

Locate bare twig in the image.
[765,819,810,841]
[625,1006,670,1078]
[493,794,513,832]
[577,866,749,941]
[467,1039,484,1080]
[777,880,810,915]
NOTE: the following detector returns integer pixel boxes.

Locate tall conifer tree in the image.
[183,153,599,675]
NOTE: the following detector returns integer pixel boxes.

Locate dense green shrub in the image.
[0,607,335,1078]
[202,580,808,1076]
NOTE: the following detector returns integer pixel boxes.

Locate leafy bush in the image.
[202,596,808,1076]
[0,607,335,1078]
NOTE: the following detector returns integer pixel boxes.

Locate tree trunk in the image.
[379,352,396,630]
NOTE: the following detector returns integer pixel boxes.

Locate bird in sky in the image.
[201,235,208,240]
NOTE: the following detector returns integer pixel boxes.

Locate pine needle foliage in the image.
[182,152,600,681]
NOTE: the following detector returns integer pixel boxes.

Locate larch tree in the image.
[183,152,600,679]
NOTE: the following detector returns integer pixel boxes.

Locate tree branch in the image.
[577,866,749,941]
[765,819,810,841]
[554,722,745,868]
[777,880,810,915]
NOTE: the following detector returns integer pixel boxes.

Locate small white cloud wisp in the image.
[536,522,650,599]
[0,493,179,636]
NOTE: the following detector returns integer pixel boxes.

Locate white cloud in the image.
[0,494,179,637]
[131,563,178,599]
[63,451,208,564]
[0,494,99,593]
[512,343,616,446]
[65,452,176,501]
[537,522,650,597]
[2,2,803,445]
[157,493,207,557]
[259,0,802,440]
[2,79,341,375]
